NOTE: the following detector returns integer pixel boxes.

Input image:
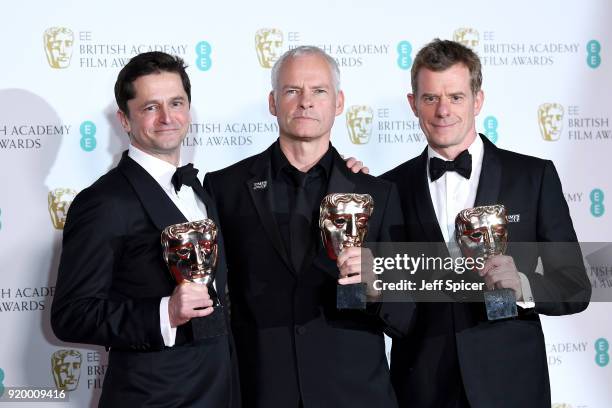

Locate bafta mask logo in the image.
[43,27,74,69]
[319,193,374,260]
[255,28,283,68]
[455,205,508,260]
[161,219,218,285]
[538,103,564,141]
[346,105,374,145]
[48,188,77,230]
[453,28,479,48]
[51,350,82,392]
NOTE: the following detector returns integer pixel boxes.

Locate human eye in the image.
[422,95,438,104]
[449,94,464,103]
[143,104,158,112]
[314,88,328,95]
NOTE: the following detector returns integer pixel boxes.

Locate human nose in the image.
[158,104,172,123]
[299,92,314,110]
[435,97,451,117]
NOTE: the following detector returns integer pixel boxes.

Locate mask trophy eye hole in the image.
[468,231,483,241]
[492,225,505,235]
[176,247,192,259]
[356,215,368,228]
[333,217,347,228]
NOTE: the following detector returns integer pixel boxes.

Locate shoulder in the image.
[380,155,423,184]
[352,170,395,192]
[494,145,550,170]
[206,151,263,181]
[68,166,136,219]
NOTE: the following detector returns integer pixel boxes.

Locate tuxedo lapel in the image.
[309,149,357,277]
[246,146,293,273]
[413,148,446,243]
[118,153,187,230]
[326,149,356,195]
[474,134,502,207]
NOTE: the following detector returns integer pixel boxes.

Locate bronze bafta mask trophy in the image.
[161,219,227,338]
[320,193,373,310]
[455,205,518,320]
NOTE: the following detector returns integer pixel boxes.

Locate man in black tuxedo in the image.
[382,39,591,408]
[204,46,411,407]
[51,52,238,407]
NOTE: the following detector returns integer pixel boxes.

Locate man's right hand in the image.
[168,282,214,327]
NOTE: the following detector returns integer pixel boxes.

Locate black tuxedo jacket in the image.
[381,135,590,408]
[51,152,238,407]
[204,143,412,408]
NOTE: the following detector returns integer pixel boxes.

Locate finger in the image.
[350,161,363,173]
[481,256,504,276]
[361,166,370,174]
[192,306,215,318]
[338,275,362,285]
[340,262,361,277]
[337,247,360,265]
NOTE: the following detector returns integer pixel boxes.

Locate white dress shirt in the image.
[426,134,534,305]
[128,144,208,346]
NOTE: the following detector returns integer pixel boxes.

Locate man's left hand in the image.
[344,156,369,174]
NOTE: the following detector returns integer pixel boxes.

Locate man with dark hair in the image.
[52,51,238,407]
[204,46,411,408]
[382,39,590,407]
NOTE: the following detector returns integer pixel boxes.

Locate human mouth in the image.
[293,112,318,119]
[155,128,181,133]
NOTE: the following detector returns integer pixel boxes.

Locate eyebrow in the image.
[282,84,331,90]
[420,91,466,98]
[139,95,187,106]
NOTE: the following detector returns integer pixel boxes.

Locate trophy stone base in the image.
[484,289,518,321]
[337,283,367,310]
[192,305,227,339]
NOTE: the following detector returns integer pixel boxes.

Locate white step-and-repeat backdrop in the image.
[1,1,610,406]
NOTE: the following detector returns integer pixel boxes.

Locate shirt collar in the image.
[427,133,484,179]
[128,144,178,192]
[271,139,334,181]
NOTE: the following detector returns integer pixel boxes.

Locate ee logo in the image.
[595,338,609,367]
[0,367,4,397]
[397,41,412,70]
[483,116,499,144]
[586,40,601,69]
[80,121,97,152]
[590,188,605,217]
[196,41,212,71]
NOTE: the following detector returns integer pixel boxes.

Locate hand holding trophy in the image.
[319,193,374,310]
[161,219,227,338]
[455,205,518,320]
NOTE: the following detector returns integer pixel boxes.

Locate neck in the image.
[278,137,329,172]
[131,142,180,167]
[432,132,478,160]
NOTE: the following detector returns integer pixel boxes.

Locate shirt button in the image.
[295,326,306,335]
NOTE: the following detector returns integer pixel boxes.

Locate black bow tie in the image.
[171,163,200,193]
[428,150,472,182]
